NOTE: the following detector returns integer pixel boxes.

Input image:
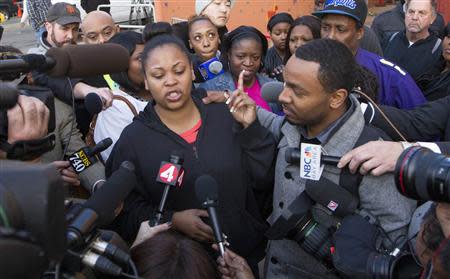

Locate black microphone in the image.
[0,82,19,109]
[68,138,113,173]
[84,92,103,115]
[0,54,57,75]
[195,174,225,257]
[67,161,137,248]
[305,177,358,218]
[261,81,284,103]
[150,151,185,226]
[285,147,341,166]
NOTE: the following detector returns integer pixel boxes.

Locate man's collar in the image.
[298,96,356,145]
[41,31,53,50]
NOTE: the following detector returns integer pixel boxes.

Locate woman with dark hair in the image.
[142,21,173,43]
[93,31,149,161]
[106,30,274,273]
[264,12,294,81]
[285,15,321,63]
[131,231,221,279]
[188,15,222,83]
[199,26,280,113]
[417,23,450,101]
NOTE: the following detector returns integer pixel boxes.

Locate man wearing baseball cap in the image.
[29,2,81,54]
[313,0,426,110]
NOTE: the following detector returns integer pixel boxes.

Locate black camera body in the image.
[265,192,334,264]
[395,146,450,202]
[0,160,66,278]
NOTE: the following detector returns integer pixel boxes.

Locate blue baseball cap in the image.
[313,0,368,25]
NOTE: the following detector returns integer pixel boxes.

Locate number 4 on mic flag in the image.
[156,162,184,187]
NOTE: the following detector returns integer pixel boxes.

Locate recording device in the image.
[0,160,66,278]
[0,43,129,79]
[285,147,342,167]
[195,174,226,257]
[150,152,185,226]
[68,138,113,174]
[67,160,137,248]
[395,146,450,202]
[198,56,224,81]
[266,192,333,263]
[305,177,359,218]
[0,82,56,160]
[332,214,421,279]
[261,81,284,103]
[84,92,103,115]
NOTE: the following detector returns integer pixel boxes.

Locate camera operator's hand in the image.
[51,160,81,186]
[228,71,257,129]
[436,203,450,237]
[172,209,214,242]
[7,95,49,144]
[131,222,171,248]
[214,245,255,279]
[73,83,113,109]
[338,141,403,176]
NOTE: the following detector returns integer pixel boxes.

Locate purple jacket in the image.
[356,48,426,109]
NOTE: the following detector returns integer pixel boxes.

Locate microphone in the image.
[68,138,113,173]
[67,161,137,248]
[84,92,103,115]
[46,43,130,78]
[305,177,358,218]
[0,54,57,75]
[82,250,123,276]
[150,151,185,226]
[261,81,284,103]
[285,147,341,167]
[209,60,223,74]
[195,174,225,257]
[0,82,19,109]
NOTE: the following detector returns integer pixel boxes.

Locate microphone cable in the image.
[352,87,407,142]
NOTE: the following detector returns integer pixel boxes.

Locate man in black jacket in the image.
[384,0,442,81]
[371,0,445,51]
[338,95,450,176]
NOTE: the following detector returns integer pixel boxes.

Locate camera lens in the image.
[290,212,332,261]
[367,252,392,279]
[395,146,450,202]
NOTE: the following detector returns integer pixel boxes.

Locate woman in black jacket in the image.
[106,32,275,270]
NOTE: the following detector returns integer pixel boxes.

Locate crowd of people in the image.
[1,0,450,278]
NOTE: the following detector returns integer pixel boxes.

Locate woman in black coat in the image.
[106,31,275,271]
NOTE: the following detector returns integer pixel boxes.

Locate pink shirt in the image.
[238,80,271,112]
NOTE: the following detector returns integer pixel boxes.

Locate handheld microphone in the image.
[68,138,113,173]
[261,81,284,103]
[0,82,19,109]
[67,161,137,248]
[150,152,185,226]
[46,43,130,78]
[198,56,224,81]
[195,174,225,257]
[285,147,341,167]
[84,92,103,115]
[305,177,359,218]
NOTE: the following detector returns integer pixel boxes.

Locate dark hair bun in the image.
[143,22,173,42]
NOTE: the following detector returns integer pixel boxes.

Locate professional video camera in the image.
[0,160,141,279]
[395,146,450,202]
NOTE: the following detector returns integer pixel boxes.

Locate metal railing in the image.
[97,0,155,30]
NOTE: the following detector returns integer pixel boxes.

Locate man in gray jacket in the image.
[259,39,416,278]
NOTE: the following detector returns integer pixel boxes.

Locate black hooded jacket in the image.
[106,93,275,259]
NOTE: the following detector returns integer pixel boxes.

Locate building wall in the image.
[154,0,315,34]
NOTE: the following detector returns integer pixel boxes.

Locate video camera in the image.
[0,160,140,278]
[0,82,56,160]
[395,146,450,203]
